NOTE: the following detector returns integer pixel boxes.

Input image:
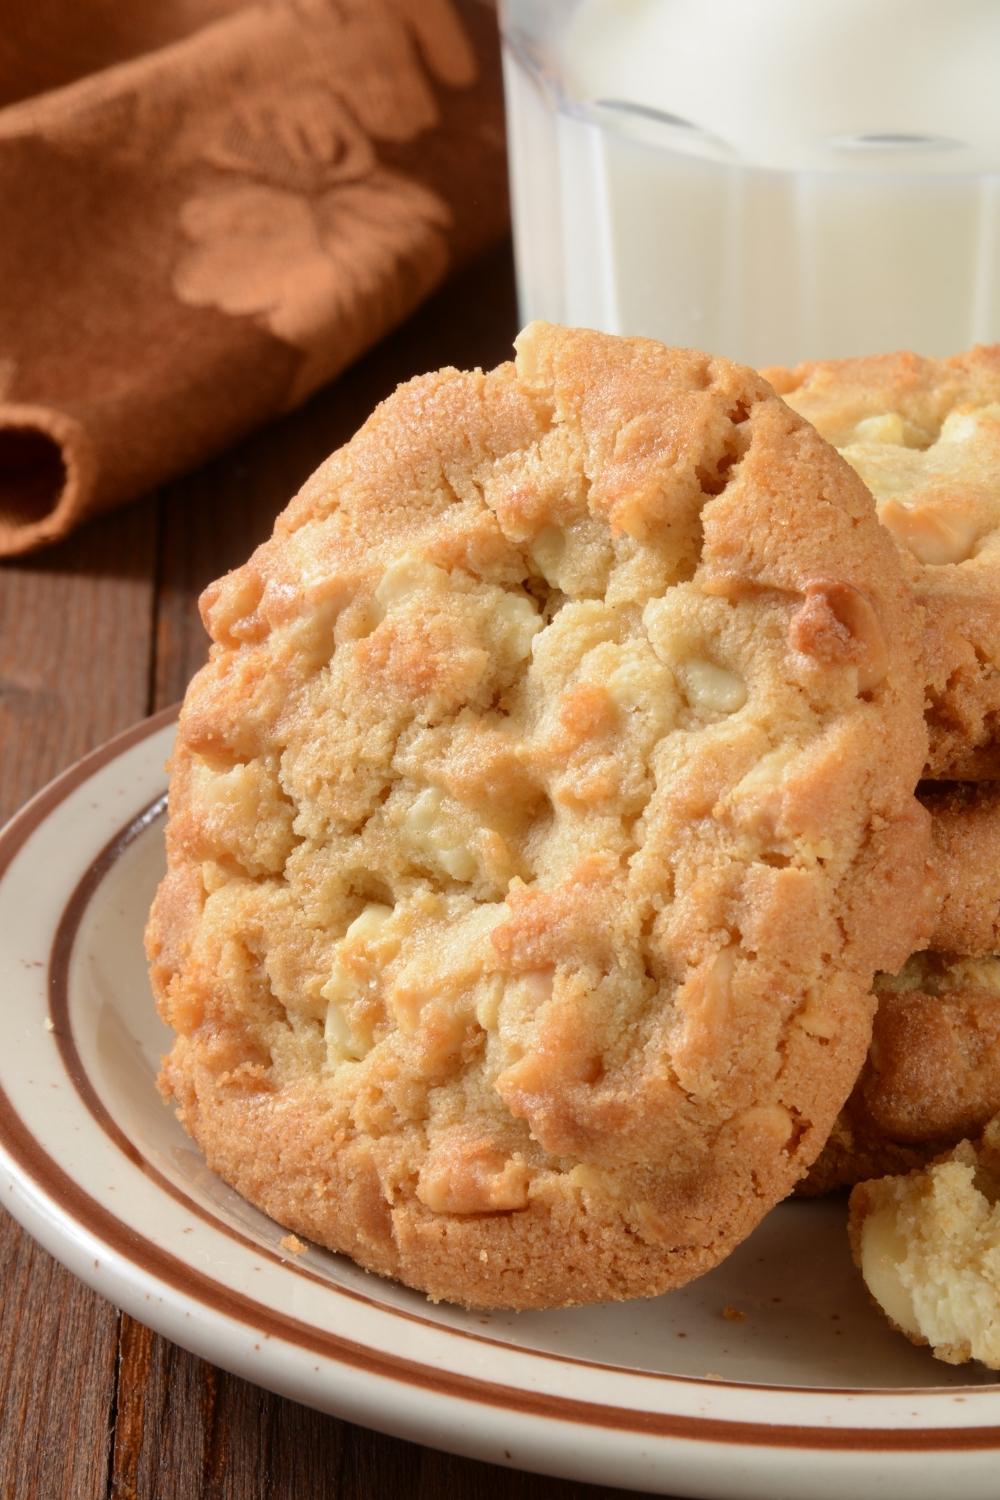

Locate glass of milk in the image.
[499,0,1000,365]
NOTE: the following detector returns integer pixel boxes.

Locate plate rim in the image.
[1,709,999,1475]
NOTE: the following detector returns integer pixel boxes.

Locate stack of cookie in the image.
[800,783,1000,1196]
[146,325,997,1349]
[766,353,1000,1365]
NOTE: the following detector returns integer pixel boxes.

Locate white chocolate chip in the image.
[201,859,229,894]
[529,525,567,589]
[605,650,678,731]
[938,408,983,446]
[373,553,445,613]
[733,744,797,796]
[489,969,556,1039]
[680,659,747,715]
[474,974,505,1031]
[439,845,478,880]
[323,998,360,1059]
[405,787,444,836]
[879,498,979,566]
[191,758,296,875]
[342,901,395,952]
[493,591,542,662]
[321,901,399,1061]
[858,1201,923,1339]
[851,413,908,446]
[403,788,478,882]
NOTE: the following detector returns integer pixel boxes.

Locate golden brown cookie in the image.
[766,348,1000,779]
[804,783,1000,1195]
[804,954,1000,1194]
[922,782,1000,954]
[849,1115,1000,1370]
[148,323,930,1309]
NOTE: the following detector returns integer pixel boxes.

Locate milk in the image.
[500,0,1000,365]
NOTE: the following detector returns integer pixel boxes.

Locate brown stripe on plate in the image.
[2,1084,999,1452]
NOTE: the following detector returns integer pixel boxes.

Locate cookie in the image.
[147,322,930,1309]
[804,954,1000,1194]
[922,782,1000,955]
[766,348,1000,779]
[849,1115,1000,1370]
[804,784,1000,1195]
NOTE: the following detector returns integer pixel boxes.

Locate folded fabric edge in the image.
[0,404,96,558]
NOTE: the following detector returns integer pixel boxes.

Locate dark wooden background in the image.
[0,245,651,1500]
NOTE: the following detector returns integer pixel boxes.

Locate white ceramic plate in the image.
[1,712,998,1499]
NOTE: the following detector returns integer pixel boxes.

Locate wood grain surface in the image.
[0,246,648,1500]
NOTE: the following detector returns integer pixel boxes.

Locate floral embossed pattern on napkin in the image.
[0,0,508,556]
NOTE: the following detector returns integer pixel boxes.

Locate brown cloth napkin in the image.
[0,0,508,557]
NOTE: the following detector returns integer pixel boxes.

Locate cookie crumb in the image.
[850,1115,1000,1369]
[280,1234,306,1255]
[722,1304,747,1323]
[479,1249,488,1263]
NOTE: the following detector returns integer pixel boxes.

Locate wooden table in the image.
[0,244,648,1500]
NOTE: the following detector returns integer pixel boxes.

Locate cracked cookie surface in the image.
[767,347,1000,778]
[148,323,929,1308]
